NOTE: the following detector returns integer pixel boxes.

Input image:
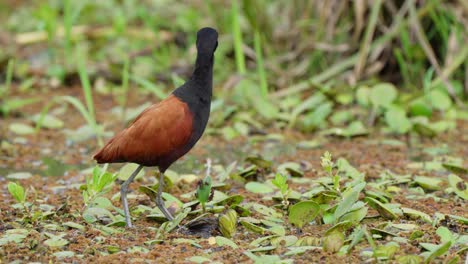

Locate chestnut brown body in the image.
[92,27,218,227]
[93,95,194,169]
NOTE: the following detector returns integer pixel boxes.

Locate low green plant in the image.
[82,165,118,207]
[271,173,290,207]
[0,59,39,116]
[6,181,40,224]
[321,151,340,191]
[7,181,27,205]
[196,175,212,213]
[35,56,104,144]
[356,81,456,136]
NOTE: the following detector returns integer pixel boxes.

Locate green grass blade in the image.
[254,30,268,98]
[354,0,383,79]
[130,75,167,99]
[63,0,73,66]
[57,95,94,127]
[3,58,15,94]
[231,1,246,74]
[77,57,96,126]
[35,99,56,132]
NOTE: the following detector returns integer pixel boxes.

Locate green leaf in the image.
[374,242,399,260]
[246,203,282,218]
[443,163,468,175]
[9,123,35,135]
[215,236,238,249]
[401,207,432,223]
[428,89,452,111]
[322,231,345,253]
[219,209,237,238]
[330,110,353,125]
[425,241,452,263]
[245,182,274,194]
[288,201,320,228]
[325,221,353,235]
[340,205,368,224]
[364,197,398,220]
[324,121,369,138]
[252,97,279,120]
[448,174,468,200]
[336,158,363,180]
[356,86,371,107]
[396,255,423,264]
[187,256,212,263]
[44,236,69,248]
[63,222,85,231]
[334,182,366,222]
[302,102,333,130]
[214,194,244,207]
[285,246,319,256]
[414,176,443,191]
[53,251,75,259]
[240,219,265,234]
[196,175,212,212]
[409,98,432,117]
[32,113,64,129]
[272,173,289,196]
[82,207,114,224]
[7,182,26,203]
[290,93,326,126]
[118,163,144,181]
[0,229,29,246]
[370,83,397,108]
[271,235,297,247]
[436,227,453,243]
[385,105,412,134]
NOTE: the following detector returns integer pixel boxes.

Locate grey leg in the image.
[121,165,144,228]
[155,170,174,221]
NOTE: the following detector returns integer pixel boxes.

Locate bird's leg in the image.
[155,170,174,221]
[121,165,144,228]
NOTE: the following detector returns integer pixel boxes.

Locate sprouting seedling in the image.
[272,173,290,207]
[197,176,212,213]
[196,159,213,213]
[7,181,32,219]
[321,151,333,174]
[82,165,118,207]
[321,151,340,191]
[8,181,26,204]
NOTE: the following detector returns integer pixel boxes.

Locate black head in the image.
[196,27,218,54]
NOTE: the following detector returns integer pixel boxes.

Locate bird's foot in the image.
[155,196,174,221]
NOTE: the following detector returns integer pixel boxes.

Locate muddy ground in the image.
[1,87,467,263]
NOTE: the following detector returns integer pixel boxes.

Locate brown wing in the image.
[93,95,193,166]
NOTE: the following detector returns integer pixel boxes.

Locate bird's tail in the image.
[93,138,121,164]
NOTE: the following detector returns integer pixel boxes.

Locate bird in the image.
[93,27,218,228]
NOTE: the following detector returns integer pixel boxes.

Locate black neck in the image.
[190,51,214,89]
[173,50,214,104]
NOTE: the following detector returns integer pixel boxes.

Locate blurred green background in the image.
[0,0,467,141]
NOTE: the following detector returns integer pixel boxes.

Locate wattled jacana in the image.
[94,27,218,228]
